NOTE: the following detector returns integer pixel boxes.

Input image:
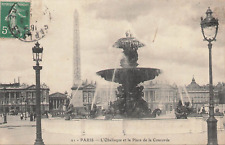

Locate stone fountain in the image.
[97,31,160,118]
[42,32,224,138]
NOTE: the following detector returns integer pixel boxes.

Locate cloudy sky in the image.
[0,0,224,94]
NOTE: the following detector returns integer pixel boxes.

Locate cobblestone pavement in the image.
[1,115,225,145]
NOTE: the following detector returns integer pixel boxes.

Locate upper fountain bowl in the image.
[113,31,145,49]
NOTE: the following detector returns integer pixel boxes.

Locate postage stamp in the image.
[0,1,51,42]
[0,2,30,39]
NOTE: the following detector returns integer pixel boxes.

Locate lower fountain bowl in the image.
[96,67,161,84]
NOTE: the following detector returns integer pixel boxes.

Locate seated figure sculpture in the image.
[175,100,188,119]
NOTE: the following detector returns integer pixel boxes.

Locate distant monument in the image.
[71,10,83,107]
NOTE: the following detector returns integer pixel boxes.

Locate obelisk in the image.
[71,10,83,107]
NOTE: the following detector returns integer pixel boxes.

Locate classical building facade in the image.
[143,81,178,114]
[70,78,224,114]
[70,79,117,110]
[70,80,95,109]
[215,82,225,104]
[0,82,49,114]
[82,83,95,109]
[49,92,67,111]
[180,77,209,111]
[179,77,222,113]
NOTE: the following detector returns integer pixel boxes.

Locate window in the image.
[33,92,36,98]
[83,92,88,103]
[16,92,20,98]
[88,92,93,103]
[6,92,9,98]
[169,96,173,102]
[144,92,148,101]
[150,91,155,102]
[88,96,92,103]
[170,105,173,111]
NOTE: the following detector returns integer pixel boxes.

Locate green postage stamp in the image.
[0,1,30,38]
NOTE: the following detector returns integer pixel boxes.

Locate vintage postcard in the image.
[0,0,225,144]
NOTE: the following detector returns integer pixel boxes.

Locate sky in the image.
[0,0,225,94]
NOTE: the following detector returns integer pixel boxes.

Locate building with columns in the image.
[214,82,225,104]
[180,77,222,112]
[69,78,117,111]
[82,83,95,109]
[0,82,49,114]
[143,81,178,114]
[141,78,224,114]
[180,77,210,111]
[49,92,67,111]
[68,77,224,115]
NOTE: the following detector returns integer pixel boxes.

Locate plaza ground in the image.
[0,115,225,145]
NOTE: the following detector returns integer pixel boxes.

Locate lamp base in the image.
[207,116,218,145]
[34,138,45,145]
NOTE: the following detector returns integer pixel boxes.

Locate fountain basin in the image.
[42,117,224,136]
[96,67,160,84]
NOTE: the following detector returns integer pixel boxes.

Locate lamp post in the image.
[200,7,219,145]
[20,96,23,114]
[25,96,27,120]
[32,42,44,145]
[3,87,7,124]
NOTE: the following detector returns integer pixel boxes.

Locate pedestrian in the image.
[30,112,33,121]
[20,113,24,120]
[34,113,36,121]
[201,107,206,114]
[45,111,48,118]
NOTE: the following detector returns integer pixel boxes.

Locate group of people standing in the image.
[20,112,36,121]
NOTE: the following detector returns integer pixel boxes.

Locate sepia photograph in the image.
[0,0,225,144]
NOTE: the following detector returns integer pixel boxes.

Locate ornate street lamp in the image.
[32,42,45,145]
[200,7,219,145]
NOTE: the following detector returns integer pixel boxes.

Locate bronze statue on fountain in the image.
[97,31,160,118]
[175,100,194,119]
